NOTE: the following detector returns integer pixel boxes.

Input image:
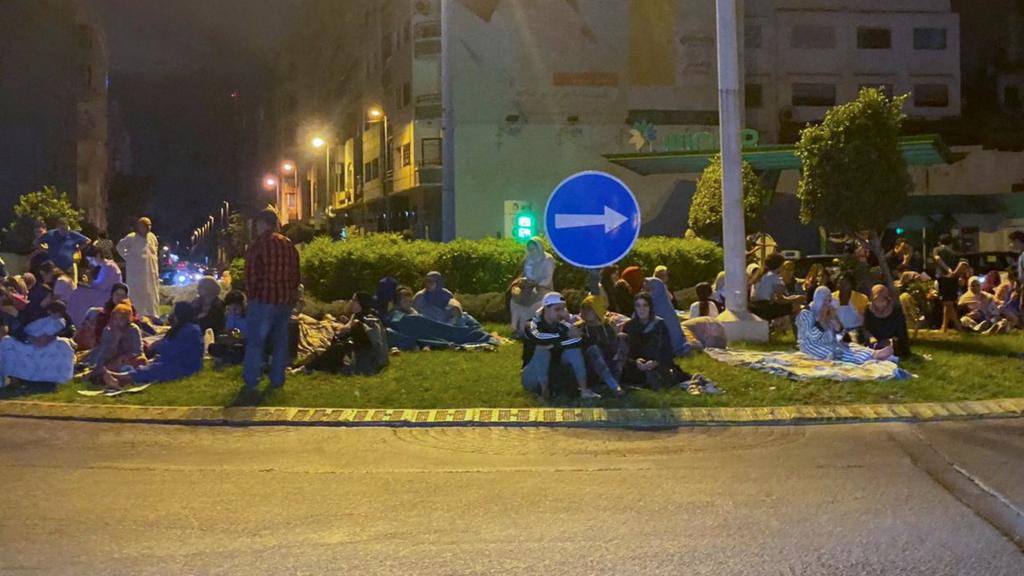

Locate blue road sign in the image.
[544,171,641,269]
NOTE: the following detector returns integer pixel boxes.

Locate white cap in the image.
[542,292,566,307]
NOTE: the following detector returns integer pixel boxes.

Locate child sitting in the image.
[208,290,248,366]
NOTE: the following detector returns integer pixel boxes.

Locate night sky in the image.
[82,0,302,241]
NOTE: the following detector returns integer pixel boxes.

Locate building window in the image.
[914,28,947,50]
[745,83,763,108]
[792,83,836,106]
[859,83,894,98]
[402,142,412,167]
[857,28,891,49]
[402,82,412,108]
[421,138,442,165]
[913,84,949,107]
[790,25,835,49]
[745,25,762,49]
[364,158,381,182]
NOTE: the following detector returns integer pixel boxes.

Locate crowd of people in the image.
[2,210,1021,402]
[0,215,193,392]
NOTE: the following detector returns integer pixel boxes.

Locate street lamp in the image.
[367,106,391,230]
[311,136,331,221]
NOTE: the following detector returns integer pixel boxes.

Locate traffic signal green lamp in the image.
[895,227,905,235]
[513,211,536,242]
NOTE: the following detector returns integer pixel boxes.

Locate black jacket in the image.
[522,313,582,367]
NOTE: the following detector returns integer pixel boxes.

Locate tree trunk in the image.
[869,229,896,291]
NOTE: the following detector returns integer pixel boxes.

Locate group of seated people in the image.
[0,256,205,393]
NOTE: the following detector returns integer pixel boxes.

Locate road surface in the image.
[1,417,1022,575]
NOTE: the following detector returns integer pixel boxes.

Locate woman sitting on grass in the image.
[863,285,912,358]
[621,293,691,389]
[579,295,626,397]
[84,302,147,375]
[958,277,1008,334]
[305,293,389,375]
[796,287,895,364]
[99,301,204,391]
[689,282,720,319]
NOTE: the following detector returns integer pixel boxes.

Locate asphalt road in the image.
[1,417,1022,575]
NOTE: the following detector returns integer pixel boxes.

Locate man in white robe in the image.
[116,217,161,318]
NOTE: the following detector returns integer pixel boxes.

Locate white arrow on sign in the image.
[554,205,629,234]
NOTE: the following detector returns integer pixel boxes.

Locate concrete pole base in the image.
[717,309,770,344]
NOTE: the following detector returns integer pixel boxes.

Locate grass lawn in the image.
[10,327,1024,409]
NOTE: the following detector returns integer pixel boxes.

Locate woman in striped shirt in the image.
[796,287,895,365]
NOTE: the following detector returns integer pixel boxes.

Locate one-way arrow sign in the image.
[544,171,641,269]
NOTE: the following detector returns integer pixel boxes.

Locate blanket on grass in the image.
[704,348,914,382]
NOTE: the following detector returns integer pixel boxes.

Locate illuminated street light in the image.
[264,176,278,190]
[311,137,326,149]
[367,106,384,120]
[281,161,295,173]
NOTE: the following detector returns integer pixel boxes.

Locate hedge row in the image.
[298,234,723,302]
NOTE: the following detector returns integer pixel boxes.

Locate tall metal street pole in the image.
[441,0,456,241]
[715,0,768,341]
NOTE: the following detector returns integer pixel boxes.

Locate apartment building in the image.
[272,0,963,241]
[746,0,961,142]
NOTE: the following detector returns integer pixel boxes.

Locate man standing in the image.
[116,217,161,319]
[240,208,300,400]
[37,217,90,285]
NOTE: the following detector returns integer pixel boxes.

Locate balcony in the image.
[415,93,442,119]
[414,21,441,58]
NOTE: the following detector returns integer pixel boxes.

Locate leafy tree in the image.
[795,88,911,287]
[689,155,771,238]
[5,186,84,252]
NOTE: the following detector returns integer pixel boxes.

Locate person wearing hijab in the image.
[712,271,727,310]
[863,285,912,357]
[621,293,690,389]
[643,277,691,357]
[375,277,400,316]
[579,295,626,397]
[510,238,556,335]
[796,286,894,364]
[84,302,146,374]
[100,301,204,390]
[414,271,457,324]
[94,283,136,341]
[958,277,999,331]
[654,265,678,309]
[620,266,645,295]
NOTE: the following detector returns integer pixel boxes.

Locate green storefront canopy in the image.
[603,134,961,175]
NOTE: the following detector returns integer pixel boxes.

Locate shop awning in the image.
[603,134,961,175]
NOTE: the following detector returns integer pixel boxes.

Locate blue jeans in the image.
[243,300,292,389]
[521,347,586,395]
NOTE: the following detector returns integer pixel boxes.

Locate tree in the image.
[5,186,84,252]
[689,155,771,238]
[795,88,911,287]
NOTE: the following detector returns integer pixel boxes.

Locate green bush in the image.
[228,258,246,291]
[297,234,723,302]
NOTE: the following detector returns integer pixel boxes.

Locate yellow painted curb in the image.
[1,397,1023,427]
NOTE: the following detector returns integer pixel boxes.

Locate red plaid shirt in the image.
[245,231,300,305]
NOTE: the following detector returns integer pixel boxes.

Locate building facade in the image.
[271,0,964,243]
[0,0,110,231]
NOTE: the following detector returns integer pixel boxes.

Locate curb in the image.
[1,398,1023,428]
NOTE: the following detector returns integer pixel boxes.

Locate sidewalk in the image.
[2,397,1022,428]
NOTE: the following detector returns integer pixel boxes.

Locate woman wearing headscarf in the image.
[712,271,727,310]
[94,283,134,341]
[579,295,626,396]
[620,266,645,295]
[194,276,226,336]
[509,238,556,335]
[863,285,912,358]
[643,277,691,357]
[67,245,123,326]
[99,301,204,391]
[796,287,894,364]
[84,302,146,374]
[621,293,691,389]
[375,277,400,316]
[413,271,458,324]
